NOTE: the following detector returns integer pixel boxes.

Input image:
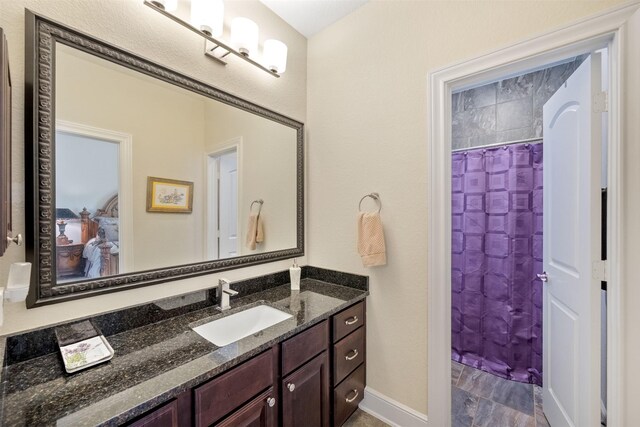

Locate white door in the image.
[542,53,602,427]
[217,150,239,258]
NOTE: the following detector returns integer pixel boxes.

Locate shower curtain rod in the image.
[451,137,543,153]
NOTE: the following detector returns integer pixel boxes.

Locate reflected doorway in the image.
[54,120,133,283]
[207,144,240,260]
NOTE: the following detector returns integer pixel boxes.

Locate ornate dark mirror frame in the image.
[24,11,304,308]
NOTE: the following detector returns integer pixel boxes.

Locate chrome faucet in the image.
[218,278,239,311]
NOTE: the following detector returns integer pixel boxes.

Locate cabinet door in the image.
[215,388,277,427]
[282,351,330,427]
[129,400,178,427]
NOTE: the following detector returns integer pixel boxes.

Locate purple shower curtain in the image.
[451,142,543,386]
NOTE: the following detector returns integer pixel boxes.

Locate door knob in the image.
[267,397,276,407]
[537,272,549,282]
[287,383,295,392]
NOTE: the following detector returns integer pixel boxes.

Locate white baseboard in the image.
[358,387,429,427]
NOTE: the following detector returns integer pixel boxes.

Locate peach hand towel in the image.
[246,213,265,250]
[357,212,386,267]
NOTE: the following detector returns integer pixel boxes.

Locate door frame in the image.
[426,3,640,426]
[204,137,243,260]
[55,119,134,273]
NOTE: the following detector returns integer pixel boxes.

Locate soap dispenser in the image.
[289,259,301,290]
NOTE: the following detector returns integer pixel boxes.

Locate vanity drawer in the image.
[281,320,329,376]
[333,326,365,386]
[195,348,275,427]
[334,364,365,427]
[333,301,364,343]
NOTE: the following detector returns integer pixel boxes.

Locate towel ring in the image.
[251,199,264,213]
[359,193,381,213]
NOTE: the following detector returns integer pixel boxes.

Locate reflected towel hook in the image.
[251,199,264,214]
[358,193,381,214]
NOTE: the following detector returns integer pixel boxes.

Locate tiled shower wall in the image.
[451,56,586,150]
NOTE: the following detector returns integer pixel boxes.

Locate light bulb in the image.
[230,17,259,57]
[150,0,176,11]
[164,0,178,12]
[263,39,287,74]
[191,0,224,37]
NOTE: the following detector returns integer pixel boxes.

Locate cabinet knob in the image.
[267,397,276,407]
[287,383,295,392]
[6,234,22,246]
[344,315,358,325]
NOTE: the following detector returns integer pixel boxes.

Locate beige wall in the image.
[0,0,306,333]
[205,101,298,257]
[306,0,626,415]
[57,45,207,270]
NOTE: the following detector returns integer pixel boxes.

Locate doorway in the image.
[426,4,640,426]
[449,52,607,426]
[54,120,133,279]
[207,144,240,260]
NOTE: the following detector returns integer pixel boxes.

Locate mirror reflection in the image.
[54,43,298,285]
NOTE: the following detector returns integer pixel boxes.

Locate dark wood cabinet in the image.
[282,321,328,376]
[129,301,366,427]
[129,400,178,427]
[215,388,277,427]
[282,351,330,427]
[195,348,276,427]
[332,301,364,343]
[334,364,365,427]
[331,301,366,426]
[333,325,365,386]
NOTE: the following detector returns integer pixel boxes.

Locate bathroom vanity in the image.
[0,267,368,426]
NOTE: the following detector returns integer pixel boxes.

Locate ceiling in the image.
[259,0,369,38]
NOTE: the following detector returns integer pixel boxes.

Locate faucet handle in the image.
[218,278,231,288]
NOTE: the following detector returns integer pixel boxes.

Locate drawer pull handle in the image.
[345,316,359,326]
[287,383,296,392]
[345,349,359,361]
[267,397,276,407]
[345,389,359,403]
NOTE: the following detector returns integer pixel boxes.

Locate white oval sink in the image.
[192,305,293,347]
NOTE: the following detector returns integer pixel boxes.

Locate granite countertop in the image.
[0,278,368,426]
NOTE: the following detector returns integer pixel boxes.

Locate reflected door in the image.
[208,148,239,260]
[542,53,602,427]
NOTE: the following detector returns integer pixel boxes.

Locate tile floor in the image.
[452,361,550,427]
[343,409,390,427]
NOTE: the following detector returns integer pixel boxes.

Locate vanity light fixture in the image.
[143,0,286,78]
[190,0,224,37]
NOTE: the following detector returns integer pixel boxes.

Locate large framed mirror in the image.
[25,11,303,307]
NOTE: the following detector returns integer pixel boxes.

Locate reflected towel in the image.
[357,212,386,267]
[246,213,265,250]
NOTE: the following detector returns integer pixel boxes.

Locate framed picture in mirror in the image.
[146,177,194,213]
[0,28,11,257]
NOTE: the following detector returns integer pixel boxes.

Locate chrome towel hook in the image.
[358,193,381,214]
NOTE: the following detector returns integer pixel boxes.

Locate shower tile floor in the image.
[452,361,550,427]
